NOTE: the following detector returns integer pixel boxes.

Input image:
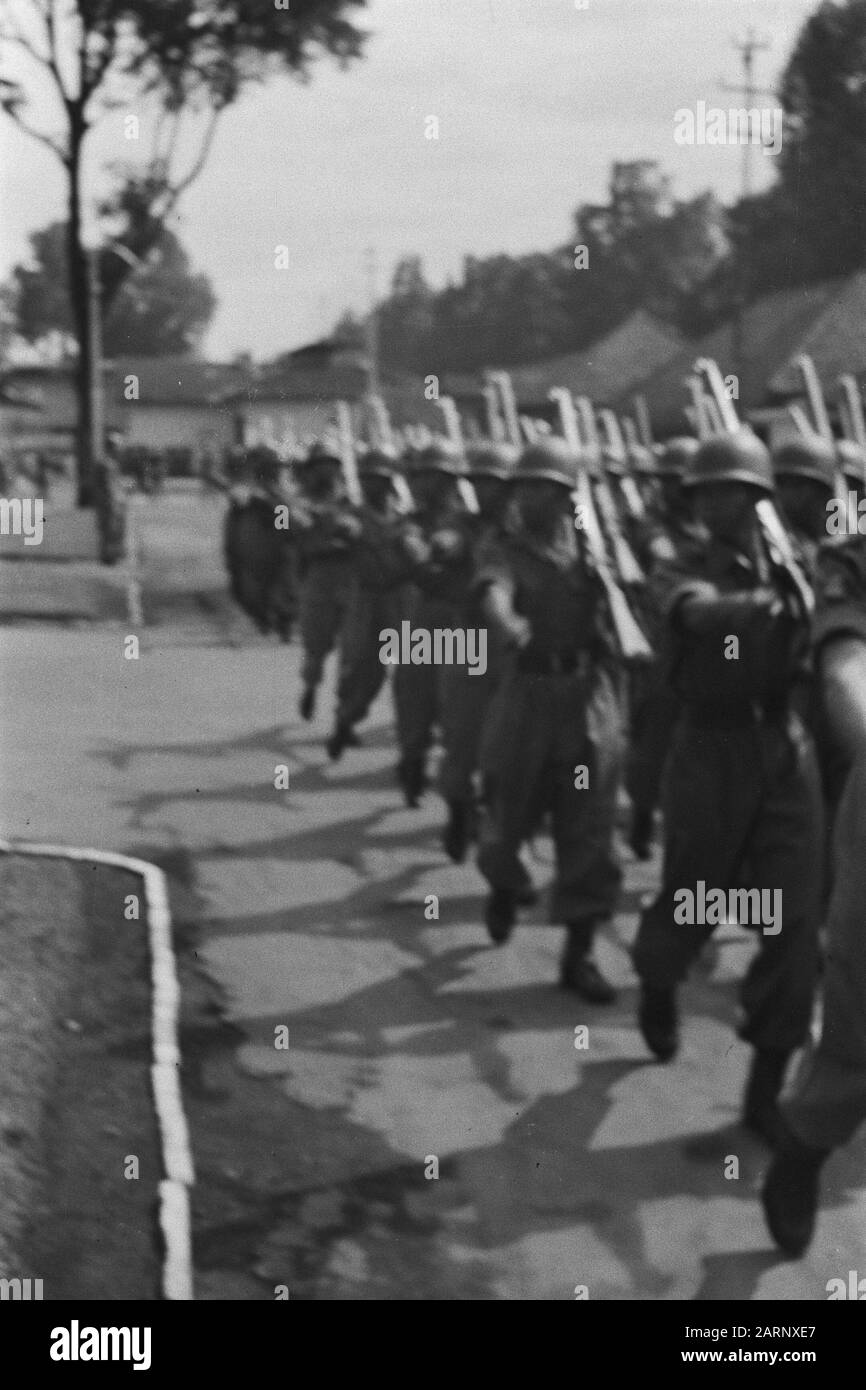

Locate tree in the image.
[774,0,866,282]
[10,220,216,355]
[0,0,368,502]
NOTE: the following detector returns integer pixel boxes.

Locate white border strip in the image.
[0,839,194,1300]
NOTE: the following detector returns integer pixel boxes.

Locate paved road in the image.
[2,485,864,1300]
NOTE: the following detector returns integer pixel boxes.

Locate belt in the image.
[516,649,591,677]
[683,697,789,727]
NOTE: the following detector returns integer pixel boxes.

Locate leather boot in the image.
[761,1117,830,1258]
[743,1047,791,1145]
[559,922,617,1003]
[638,982,679,1061]
[485,888,516,944]
[442,799,471,863]
[397,756,426,808]
[299,685,316,722]
[628,806,654,861]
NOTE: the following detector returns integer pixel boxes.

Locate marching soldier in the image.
[763,529,866,1255]
[438,441,515,861]
[293,443,362,721]
[475,438,626,1001]
[392,441,472,807]
[626,436,701,859]
[772,434,838,565]
[326,449,420,760]
[632,431,825,1141]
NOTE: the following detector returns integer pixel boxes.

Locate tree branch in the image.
[1,104,67,162]
[165,107,221,203]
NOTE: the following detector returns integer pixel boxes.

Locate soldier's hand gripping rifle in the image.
[437,397,480,514]
[549,387,653,664]
[574,396,646,587]
[694,358,814,617]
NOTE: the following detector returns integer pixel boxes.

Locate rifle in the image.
[796,353,847,501]
[335,401,363,506]
[839,375,866,451]
[487,370,522,451]
[598,409,646,523]
[634,394,654,451]
[365,395,414,510]
[694,358,814,617]
[482,382,508,444]
[437,397,480,514]
[575,396,645,586]
[549,387,652,664]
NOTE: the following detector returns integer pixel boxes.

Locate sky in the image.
[0,0,820,359]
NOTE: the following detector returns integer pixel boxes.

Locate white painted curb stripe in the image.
[0,839,194,1300]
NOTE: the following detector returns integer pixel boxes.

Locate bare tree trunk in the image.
[67,121,95,507]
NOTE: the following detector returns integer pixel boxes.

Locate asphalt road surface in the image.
[1,482,864,1300]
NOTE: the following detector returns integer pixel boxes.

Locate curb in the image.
[0,839,194,1301]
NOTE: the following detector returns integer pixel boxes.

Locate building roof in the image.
[105,356,249,406]
[622,273,866,434]
[504,310,686,410]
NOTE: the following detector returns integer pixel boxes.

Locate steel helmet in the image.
[514,438,577,490]
[772,435,837,491]
[466,442,517,480]
[358,447,397,479]
[685,429,775,494]
[837,439,866,487]
[409,440,466,477]
[301,440,343,470]
[657,436,699,478]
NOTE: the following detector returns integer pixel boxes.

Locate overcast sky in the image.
[0,0,819,359]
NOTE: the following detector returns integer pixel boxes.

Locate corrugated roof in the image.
[504,310,686,408]
[622,274,866,433]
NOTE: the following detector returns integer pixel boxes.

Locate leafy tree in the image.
[774,0,866,282]
[10,220,216,355]
[0,0,368,502]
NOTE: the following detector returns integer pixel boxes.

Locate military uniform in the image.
[391,443,472,805]
[293,448,361,719]
[763,533,866,1255]
[328,452,422,758]
[437,444,515,861]
[475,439,626,999]
[625,437,701,858]
[633,431,824,1134]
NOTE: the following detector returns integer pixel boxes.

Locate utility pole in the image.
[721,28,774,384]
[364,245,380,398]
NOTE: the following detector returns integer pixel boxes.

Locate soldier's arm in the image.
[476,547,531,649]
[814,538,866,753]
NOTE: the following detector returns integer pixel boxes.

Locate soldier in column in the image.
[438,441,515,862]
[763,528,866,1254]
[626,436,702,859]
[326,449,421,760]
[391,441,472,806]
[632,431,824,1141]
[293,442,362,722]
[475,438,626,1002]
